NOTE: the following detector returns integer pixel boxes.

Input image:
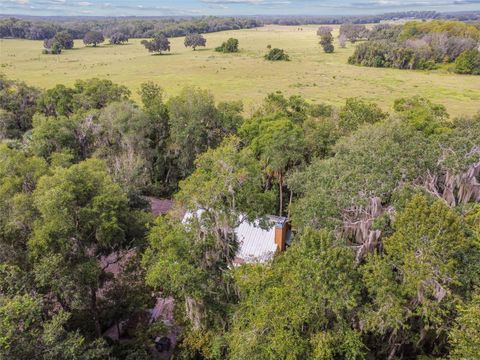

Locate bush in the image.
[215,38,239,53]
[264,48,290,61]
[454,49,480,75]
[43,38,62,54]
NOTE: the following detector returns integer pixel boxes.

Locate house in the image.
[182,210,292,265]
[233,215,292,264]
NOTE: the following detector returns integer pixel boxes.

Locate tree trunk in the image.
[278,172,283,216]
[90,287,101,338]
[287,190,293,218]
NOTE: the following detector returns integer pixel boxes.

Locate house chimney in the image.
[274,217,288,252]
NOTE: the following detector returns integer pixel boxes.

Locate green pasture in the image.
[1,25,479,117]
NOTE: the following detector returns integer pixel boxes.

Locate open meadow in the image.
[1,24,480,116]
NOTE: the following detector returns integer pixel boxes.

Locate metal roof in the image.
[235,218,278,264]
[183,211,288,264]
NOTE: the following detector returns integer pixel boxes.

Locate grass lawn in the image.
[1,25,479,117]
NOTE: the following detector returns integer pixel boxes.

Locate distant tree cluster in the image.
[348,20,480,74]
[215,38,240,53]
[42,31,74,54]
[0,16,261,40]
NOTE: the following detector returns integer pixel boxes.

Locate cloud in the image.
[0,0,478,16]
[201,0,291,5]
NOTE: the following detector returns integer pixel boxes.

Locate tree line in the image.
[2,11,479,41]
[1,74,480,358]
[348,20,480,74]
[0,16,261,40]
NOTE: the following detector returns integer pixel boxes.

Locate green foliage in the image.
[215,38,239,53]
[0,294,109,359]
[228,229,364,359]
[350,20,480,72]
[339,97,387,133]
[449,290,480,359]
[319,32,334,53]
[28,159,140,336]
[400,20,480,41]
[37,78,130,117]
[361,195,470,357]
[167,87,242,179]
[0,75,40,139]
[43,37,63,54]
[393,96,450,135]
[72,78,131,110]
[0,144,48,267]
[454,49,480,75]
[264,47,290,61]
[28,113,79,160]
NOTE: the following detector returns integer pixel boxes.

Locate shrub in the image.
[215,38,239,53]
[454,49,480,75]
[264,48,290,61]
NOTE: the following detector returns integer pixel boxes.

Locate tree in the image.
[28,159,138,337]
[361,195,470,358]
[264,48,290,61]
[109,32,128,45]
[340,23,369,42]
[449,290,480,359]
[241,116,305,215]
[37,84,75,117]
[28,113,79,160]
[72,78,131,110]
[0,76,40,139]
[228,229,364,359]
[0,145,48,267]
[338,97,387,133]
[339,33,347,48]
[167,87,242,179]
[317,26,333,37]
[184,33,206,50]
[141,34,170,54]
[144,137,274,357]
[43,37,62,54]
[0,293,109,359]
[454,49,480,75]
[319,31,335,53]
[53,31,74,49]
[83,31,104,47]
[93,101,155,194]
[138,82,171,193]
[393,96,450,135]
[215,38,239,53]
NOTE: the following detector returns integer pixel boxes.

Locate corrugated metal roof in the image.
[183,211,287,264]
[235,219,277,264]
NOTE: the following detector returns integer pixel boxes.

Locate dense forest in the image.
[1,11,480,40]
[1,68,480,359]
[0,16,261,40]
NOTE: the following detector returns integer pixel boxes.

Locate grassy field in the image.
[1,25,480,117]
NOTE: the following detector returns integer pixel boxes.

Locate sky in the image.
[0,0,479,17]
